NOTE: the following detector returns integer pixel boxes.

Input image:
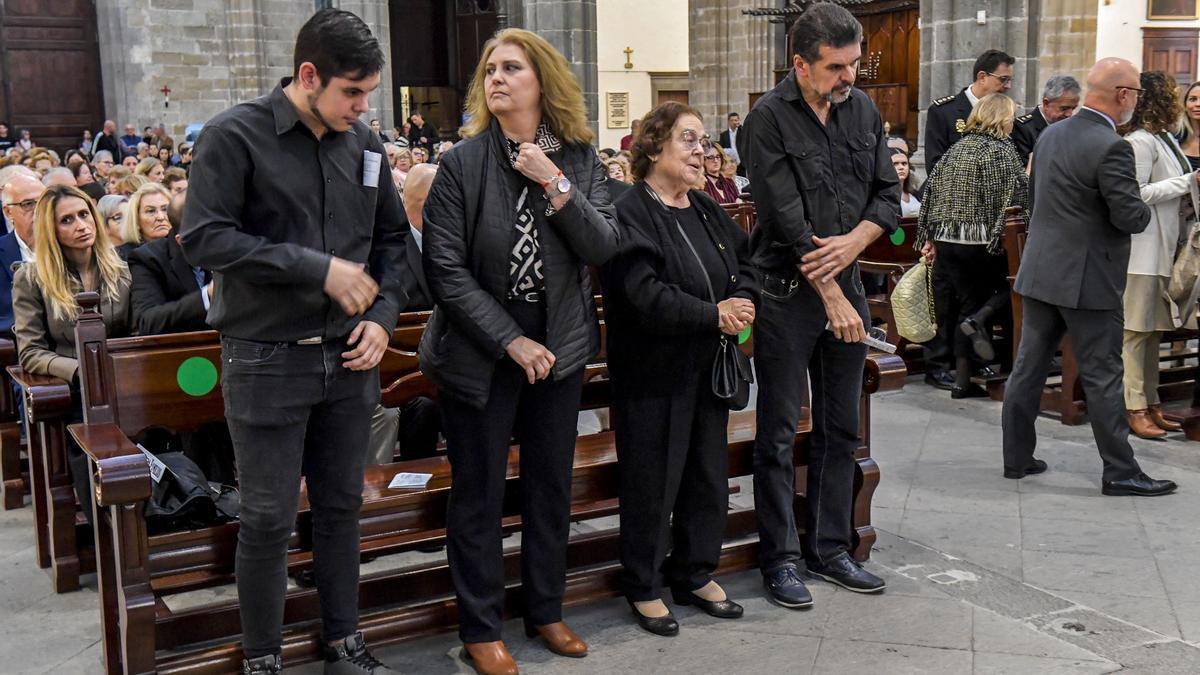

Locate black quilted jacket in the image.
[418,119,620,408]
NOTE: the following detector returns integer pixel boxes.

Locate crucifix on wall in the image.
[623,47,634,70]
[161,84,172,109]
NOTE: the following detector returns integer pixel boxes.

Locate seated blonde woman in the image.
[134,157,166,183]
[116,182,172,260]
[12,184,130,522]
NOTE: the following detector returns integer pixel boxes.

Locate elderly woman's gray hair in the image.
[96,194,128,222]
[1042,75,1081,102]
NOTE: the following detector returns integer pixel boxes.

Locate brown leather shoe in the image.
[1128,409,1168,440]
[460,641,518,675]
[524,621,588,657]
[1149,405,1183,432]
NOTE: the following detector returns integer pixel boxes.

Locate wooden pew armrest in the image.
[6,366,74,421]
[864,353,906,394]
[858,260,912,277]
[68,422,151,506]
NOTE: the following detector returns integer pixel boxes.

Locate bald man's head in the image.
[404,164,438,232]
[1084,58,1142,125]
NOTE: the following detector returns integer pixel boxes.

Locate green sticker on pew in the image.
[890,228,905,246]
[738,325,752,345]
[177,357,218,397]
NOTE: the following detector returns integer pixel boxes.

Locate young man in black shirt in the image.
[739,3,899,610]
[181,9,408,674]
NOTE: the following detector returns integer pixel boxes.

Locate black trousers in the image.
[398,396,441,460]
[614,371,729,602]
[932,242,1009,370]
[753,270,867,571]
[1002,296,1141,482]
[221,335,377,658]
[441,300,585,643]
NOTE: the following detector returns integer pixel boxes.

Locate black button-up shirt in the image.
[180,78,409,342]
[739,73,899,278]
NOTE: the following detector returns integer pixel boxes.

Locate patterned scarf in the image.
[505,123,562,296]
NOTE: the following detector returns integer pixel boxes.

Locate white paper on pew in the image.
[389,472,432,489]
[137,443,167,484]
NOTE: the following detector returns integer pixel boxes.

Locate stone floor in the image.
[5,377,1200,673]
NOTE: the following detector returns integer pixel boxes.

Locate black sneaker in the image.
[807,553,886,593]
[924,370,954,390]
[323,632,398,674]
[243,654,282,675]
[762,563,813,609]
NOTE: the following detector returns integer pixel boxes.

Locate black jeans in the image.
[614,371,729,602]
[441,300,585,643]
[753,270,867,571]
[932,242,1009,371]
[221,335,377,658]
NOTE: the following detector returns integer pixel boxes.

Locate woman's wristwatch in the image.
[541,171,571,199]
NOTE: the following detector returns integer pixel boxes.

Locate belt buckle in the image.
[296,336,323,345]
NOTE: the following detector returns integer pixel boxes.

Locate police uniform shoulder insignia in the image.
[932,95,956,107]
[1017,113,1034,124]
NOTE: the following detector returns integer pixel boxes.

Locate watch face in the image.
[556,177,571,193]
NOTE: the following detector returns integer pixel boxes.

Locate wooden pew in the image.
[999,212,1200,424]
[0,338,29,509]
[858,217,924,372]
[719,201,756,235]
[68,294,903,674]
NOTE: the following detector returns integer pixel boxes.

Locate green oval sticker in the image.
[889,228,906,246]
[177,356,218,397]
[738,325,752,345]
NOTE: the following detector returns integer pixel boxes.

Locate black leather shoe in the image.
[950,384,988,399]
[959,317,995,361]
[924,370,954,390]
[243,655,282,674]
[670,585,744,619]
[762,563,813,609]
[806,553,886,593]
[975,366,999,378]
[627,598,679,636]
[1102,473,1178,497]
[1004,458,1047,479]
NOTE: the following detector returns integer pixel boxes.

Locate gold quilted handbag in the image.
[891,258,937,343]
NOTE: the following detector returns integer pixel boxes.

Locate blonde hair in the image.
[122,182,172,245]
[112,173,148,197]
[460,28,593,145]
[31,185,126,322]
[134,157,161,177]
[603,157,632,183]
[964,94,1018,139]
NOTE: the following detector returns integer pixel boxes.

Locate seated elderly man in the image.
[0,168,42,335]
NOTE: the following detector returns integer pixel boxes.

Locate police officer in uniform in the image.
[1011,75,1082,168]
[920,48,1014,388]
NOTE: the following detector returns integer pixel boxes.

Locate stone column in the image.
[515,0,600,133]
[689,0,776,138]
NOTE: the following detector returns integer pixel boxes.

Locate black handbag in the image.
[657,187,755,410]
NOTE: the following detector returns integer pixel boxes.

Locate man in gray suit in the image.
[1002,58,1177,497]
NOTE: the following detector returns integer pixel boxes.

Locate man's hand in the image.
[324,257,379,316]
[814,281,865,344]
[341,321,389,371]
[800,222,881,283]
[506,336,556,384]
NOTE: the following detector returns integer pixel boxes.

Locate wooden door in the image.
[852,1,920,146]
[657,90,689,106]
[1143,28,1198,87]
[0,0,105,153]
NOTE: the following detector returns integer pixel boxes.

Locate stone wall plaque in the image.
[606,92,630,129]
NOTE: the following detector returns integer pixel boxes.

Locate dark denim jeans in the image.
[220,334,378,658]
[753,269,868,571]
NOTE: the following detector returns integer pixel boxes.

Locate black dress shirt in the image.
[737,74,899,276]
[180,78,409,342]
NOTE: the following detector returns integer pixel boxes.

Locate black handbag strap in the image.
[644,185,718,304]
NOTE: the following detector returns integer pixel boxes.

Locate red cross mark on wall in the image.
[161,84,171,108]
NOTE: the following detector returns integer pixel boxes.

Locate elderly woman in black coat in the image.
[603,101,760,637]
[418,28,618,674]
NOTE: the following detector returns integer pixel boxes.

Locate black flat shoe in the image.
[960,317,995,361]
[924,370,955,390]
[670,585,743,619]
[806,553,886,593]
[762,564,813,609]
[1102,473,1177,497]
[1004,458,1047,479]
[950,383,988,399]
[627,598,679,636]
